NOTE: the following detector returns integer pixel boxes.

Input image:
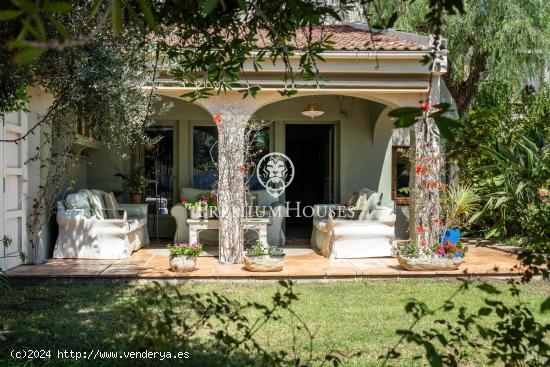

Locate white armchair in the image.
[311,190,396,258]
[53,189,149,259]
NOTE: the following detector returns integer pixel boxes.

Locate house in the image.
[0,23,453,270]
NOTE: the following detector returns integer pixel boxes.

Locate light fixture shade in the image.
[301,102,325,118]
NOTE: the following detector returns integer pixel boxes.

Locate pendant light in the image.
[301,101,325,118]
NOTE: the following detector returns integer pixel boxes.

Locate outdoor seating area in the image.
[311,189,396,258]
[7,242,521,279]
[54,189,150,260]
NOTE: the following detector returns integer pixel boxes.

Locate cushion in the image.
[64,192,92,218]
[89,190,107,210]
[104,192,121,219]
[89,195,105,220]
[366,192,382,212]
[343,191,359,207]
[367,206,394,221]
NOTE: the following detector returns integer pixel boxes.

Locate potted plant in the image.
[395,240,469,271]
[197,191,218,219]
[181,197,207,219]
[441,184,480,244]
[243,240,285,272]
[115,167,149,204]
[168,242,203,272]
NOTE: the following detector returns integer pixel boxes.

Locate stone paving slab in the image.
[6,245,522,280]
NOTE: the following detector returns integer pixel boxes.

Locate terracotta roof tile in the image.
[166,24,430,52]
[256,25,430,51]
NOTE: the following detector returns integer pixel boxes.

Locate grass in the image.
[0,279,549,366]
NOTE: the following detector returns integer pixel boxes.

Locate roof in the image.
[255,24,431,52]
[165,24,432,52]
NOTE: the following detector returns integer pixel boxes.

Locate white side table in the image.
[187,217,271,245]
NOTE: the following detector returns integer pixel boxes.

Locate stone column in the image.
[412,116,442,249]
[215,108,248,264]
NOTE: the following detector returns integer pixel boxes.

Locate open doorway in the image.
[285,124,335,241]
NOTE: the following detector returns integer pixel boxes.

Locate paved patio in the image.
[6,244,522,280]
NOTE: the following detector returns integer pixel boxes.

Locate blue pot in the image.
[441,228,460,244]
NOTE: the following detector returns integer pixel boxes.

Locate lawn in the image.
[0,279,549,366]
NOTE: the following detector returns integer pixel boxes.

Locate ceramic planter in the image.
[441,228,461,244]
[244,254,285,272]
[189,207,202,219]
[169,254,197,272]
[397,254,464,271]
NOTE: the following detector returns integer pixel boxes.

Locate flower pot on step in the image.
[397,254,464,271]
[169,255,197,272]
[244,254,285,272]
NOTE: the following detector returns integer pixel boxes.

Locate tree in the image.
[368,0,550,115]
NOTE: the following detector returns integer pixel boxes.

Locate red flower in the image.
[238,164,246,173]
[420,101,430,112]
[430,181,437,188]
[181,197,188,203]
[416,225,425,233]
[415,164,423,175]
[213,113,222,124]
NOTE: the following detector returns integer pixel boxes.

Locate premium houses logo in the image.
[256,152,295,198]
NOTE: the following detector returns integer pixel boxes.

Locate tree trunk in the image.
[217,109,247,264]
[442,50,488,116]
[412,117,443,249]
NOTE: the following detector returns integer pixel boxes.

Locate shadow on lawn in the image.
[115,280,353,367]
[0,280,352,367]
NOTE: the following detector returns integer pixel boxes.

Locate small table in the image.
[187,217,271,245]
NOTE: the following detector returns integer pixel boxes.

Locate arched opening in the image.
[252,94,397,240]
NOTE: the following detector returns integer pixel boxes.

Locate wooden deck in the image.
[5,244,522,280]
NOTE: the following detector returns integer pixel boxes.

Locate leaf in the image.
[0,10,23,20]
[137,0,156,28]
[432,115,458,140]
[111,0,122,33]
[203,0,219,14]
[388,107,423,128]
[49,2,73,14]
[387,11,399,28]
[47,16,69,38]
[88,0,103,19]
[541,296,550,313]
[13,48,44,64]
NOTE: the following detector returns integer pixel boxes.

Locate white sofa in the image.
[311,189,396,258]
[170,187,287,246]
[53,189,150,259]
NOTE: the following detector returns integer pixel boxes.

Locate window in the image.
[144,126,175,214]
[193,126,218,189]
[392,146,410,205]
[192,125,270,190]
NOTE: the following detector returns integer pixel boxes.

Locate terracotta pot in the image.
[189,207,202,219]
[244,254,285,272]
[397,254,464,271]
[130,193,142,204]
[169,255,197,272]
